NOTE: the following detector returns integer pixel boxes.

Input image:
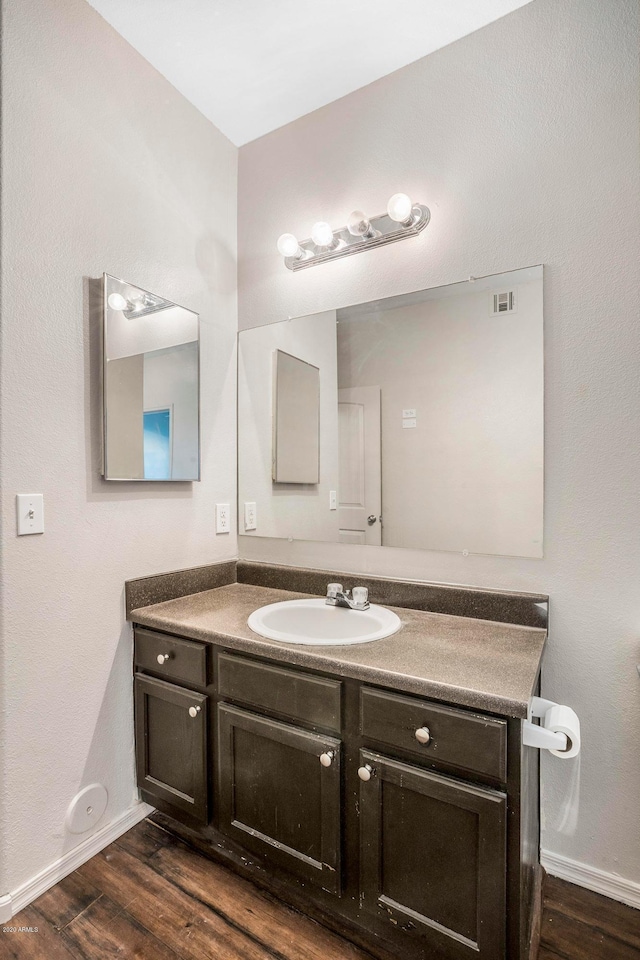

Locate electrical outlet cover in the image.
[244,501,257,531]
[216,503,230,534]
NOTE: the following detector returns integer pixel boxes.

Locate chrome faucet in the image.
[325,583,370,611]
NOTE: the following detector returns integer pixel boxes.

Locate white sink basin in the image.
[247,598,402,646]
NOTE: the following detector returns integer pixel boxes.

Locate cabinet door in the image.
[217,703,342,894]
[134,674,208,823]
[359,750,506,960]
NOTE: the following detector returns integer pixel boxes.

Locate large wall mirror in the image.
[102,274,200,481]
[238,266,543,558]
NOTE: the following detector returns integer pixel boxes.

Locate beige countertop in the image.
[129,582,546,718]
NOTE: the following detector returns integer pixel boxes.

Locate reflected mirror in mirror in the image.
[273,350,320,483]
[102,274,200,481]
[238,266,543,558]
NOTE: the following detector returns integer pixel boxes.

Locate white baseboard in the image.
[0,895,12,924]
[3,800,154,920]
[541,848,640,910]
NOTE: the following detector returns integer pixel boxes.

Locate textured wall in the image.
[238,0,640,885]
[0,0,237,893]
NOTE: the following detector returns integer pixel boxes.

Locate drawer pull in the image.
[415,726,431,745]
[319,751,334,767]
[157,653,171,665]
[358,764,374,782]
[188,706,201,718]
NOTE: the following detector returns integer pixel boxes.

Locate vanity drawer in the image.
[217,652,341,732]
[134,628,208,687]
[360,687,507,782]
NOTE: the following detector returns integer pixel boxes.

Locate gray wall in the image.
[337,280,543,556]
[238,0,640,889]
[0,0,237,896]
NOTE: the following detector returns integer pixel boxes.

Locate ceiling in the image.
[86,0,533,146]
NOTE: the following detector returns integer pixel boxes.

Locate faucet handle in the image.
[352,586,369,606]
[327,583,343,598]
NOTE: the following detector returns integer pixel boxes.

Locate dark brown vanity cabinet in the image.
[134,628,210,824]
[356,687,511,959]
[358,749,507,959]
[133,629,538,960]
[217,703,342,894]
[134,674,209,823]
[216,652,343,894]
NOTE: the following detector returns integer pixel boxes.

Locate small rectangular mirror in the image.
[102,274,200,481]
[272,350,320,483]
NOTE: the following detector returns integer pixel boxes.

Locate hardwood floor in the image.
[538,875,640,960]
[2,819,639,959]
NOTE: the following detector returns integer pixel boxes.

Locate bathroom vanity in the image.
[128,562,547,960]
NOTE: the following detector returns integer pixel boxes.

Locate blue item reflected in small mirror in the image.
[143,409,171,480]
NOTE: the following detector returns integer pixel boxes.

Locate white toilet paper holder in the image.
[523,696,570,752]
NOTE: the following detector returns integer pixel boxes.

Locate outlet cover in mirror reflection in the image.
[238,266,543,559]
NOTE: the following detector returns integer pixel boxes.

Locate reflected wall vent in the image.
[490,289,517,316]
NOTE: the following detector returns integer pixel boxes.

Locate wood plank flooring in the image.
[2,818,639,959]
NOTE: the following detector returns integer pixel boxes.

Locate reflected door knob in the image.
[367,515,377,525]
[358,764,374,782]
[415,726,431,744]
[157,653,171,664]
[188,706,201,718]
[319,751,334,767]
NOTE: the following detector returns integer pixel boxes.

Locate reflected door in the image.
[338,387,381,545]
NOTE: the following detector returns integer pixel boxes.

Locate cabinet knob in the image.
[358,764,374,782]
[157,653,171,665]
[319,751,334,767]
[415,726,431,744]
[188,706,201,718]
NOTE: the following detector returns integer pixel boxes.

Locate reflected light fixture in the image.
[277,193,430,271]
[107,290,173,318]
[107,292,128,311]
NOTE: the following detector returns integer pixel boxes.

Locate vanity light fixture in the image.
[387,192,419,225]
[276,233,304,260]
[277,193,430,271]
[311,221,340,250]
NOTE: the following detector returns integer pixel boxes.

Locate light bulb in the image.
[311,221,335,248]
[107,292,128,311]
[347,210,372,238]
[387,193,414,224]
[277,233,302,258]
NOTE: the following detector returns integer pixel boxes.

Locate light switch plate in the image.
[329,490,337,510]
[244,501,257,531]
[215,503,230,534]
[402,418,417,429]
[16,494,44,535]
[402,408,416,419]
